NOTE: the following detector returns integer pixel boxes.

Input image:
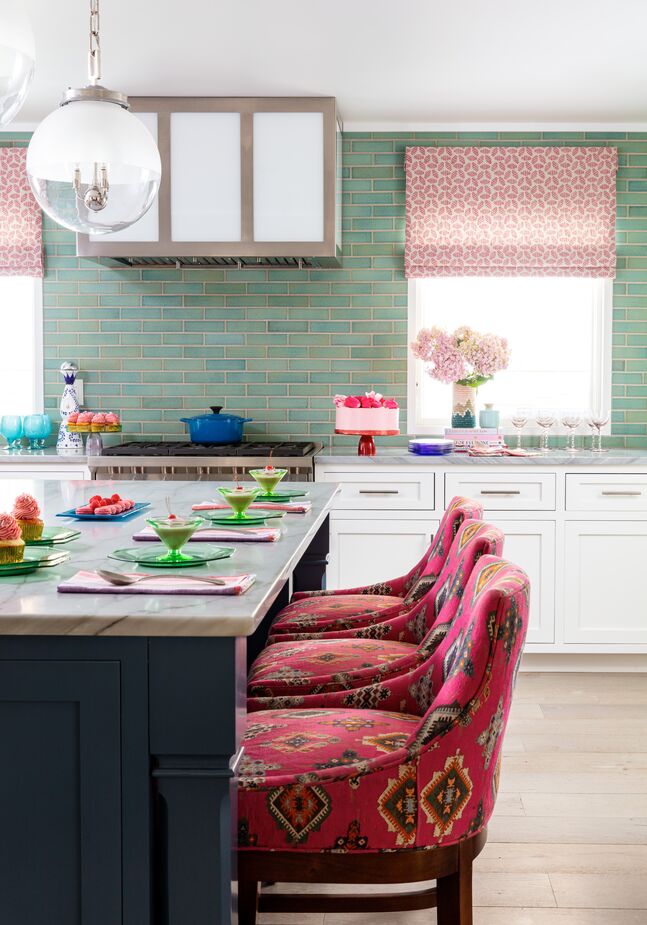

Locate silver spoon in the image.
[97,568,226,587]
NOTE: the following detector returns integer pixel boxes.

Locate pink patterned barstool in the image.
[248,520,503,710]
[267,496,483,641]
[238,555,530,924]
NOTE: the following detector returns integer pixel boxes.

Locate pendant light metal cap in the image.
[61,85,129,110]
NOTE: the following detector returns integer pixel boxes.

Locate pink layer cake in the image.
[334,391,400,434]
[335,405,399,432]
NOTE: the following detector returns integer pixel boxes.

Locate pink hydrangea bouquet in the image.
[333,391,399,409]
[410,325,510,388]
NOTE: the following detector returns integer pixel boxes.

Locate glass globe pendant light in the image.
[0,0,36,125]
[26,0,161,235]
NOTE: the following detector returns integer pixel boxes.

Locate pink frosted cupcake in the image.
[105,412,121,432]
[66,412,79,432]
[13,493,44,541]
[76,411,93,432]
[0,513,25,563]
[91,412,106,432]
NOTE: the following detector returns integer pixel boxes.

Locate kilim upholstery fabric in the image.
[238,555,530,853]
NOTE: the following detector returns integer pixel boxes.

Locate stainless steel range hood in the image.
[76,97,342,268]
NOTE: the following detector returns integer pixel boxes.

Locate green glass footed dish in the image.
[217,485,260,519]
[248,467,288,497]
[146,516,205,563]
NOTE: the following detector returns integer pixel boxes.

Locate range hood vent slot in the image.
[111,256,322,270]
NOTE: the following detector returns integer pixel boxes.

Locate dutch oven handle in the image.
[210,406,223,414]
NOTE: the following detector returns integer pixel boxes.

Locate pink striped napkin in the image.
[58,570,256,595]
[132,525,280,543]
[192,500,312,514]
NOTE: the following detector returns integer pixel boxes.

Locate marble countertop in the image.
[0,449,88,464]
[316,448,647,467]
[0,479,337,638]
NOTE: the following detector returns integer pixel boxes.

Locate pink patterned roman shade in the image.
[0,147,43,277]
[405,146,618,278]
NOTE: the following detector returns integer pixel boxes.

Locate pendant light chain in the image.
[88,0,101,85]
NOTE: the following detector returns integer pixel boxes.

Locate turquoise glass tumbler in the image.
[0,415,23,449]
[24,414,52,450]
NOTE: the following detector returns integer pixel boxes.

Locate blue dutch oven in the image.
[180,406,253,444]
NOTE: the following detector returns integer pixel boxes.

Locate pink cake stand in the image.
[335,428,400,456]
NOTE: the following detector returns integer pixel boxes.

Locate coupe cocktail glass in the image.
[217,485,260,520]
[249,466,287,496]
[146,516,205,563]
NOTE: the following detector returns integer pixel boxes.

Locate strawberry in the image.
[111,494,121,503]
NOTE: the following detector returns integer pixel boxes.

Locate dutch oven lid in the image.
[180,406,253,424]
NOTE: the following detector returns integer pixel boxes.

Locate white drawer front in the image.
[318,470,434,510]
[566,474,647,512]
[445,472,556,511]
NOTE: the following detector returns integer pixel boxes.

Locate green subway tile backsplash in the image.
[2,131,647,445]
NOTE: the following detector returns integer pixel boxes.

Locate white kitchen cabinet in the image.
[566,473,647,512]
[316,459,647,660]
[564,521,647,644]
[327,515,438,591]
[317,468,434,511]
[445,471,556,511]
[491,519,556,644]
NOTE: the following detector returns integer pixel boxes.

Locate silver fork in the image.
[97,568,226,587]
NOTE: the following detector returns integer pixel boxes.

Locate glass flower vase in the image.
[451,383,477,429]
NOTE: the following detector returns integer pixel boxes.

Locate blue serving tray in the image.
[56,501,151,522]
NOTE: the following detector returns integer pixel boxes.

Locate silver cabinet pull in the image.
[601,490,642,496]
[358,489,400,495]
[480,489,521,496]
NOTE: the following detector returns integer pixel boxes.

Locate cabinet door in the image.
[0,660,122,925]
[564,522,647,644]
[327,517,438,590]
[490,520,556,644]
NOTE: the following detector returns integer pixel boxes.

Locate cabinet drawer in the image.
[566,474,647,511]
[318,470,434,510]
[445,472,556,511]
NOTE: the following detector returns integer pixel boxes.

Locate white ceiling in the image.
[12,0,647,128]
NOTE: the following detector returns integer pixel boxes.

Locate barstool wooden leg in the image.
[436,840,474,925]
[238,878,259,925]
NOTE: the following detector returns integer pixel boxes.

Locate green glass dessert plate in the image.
[26,527,82,546]
[202,511,284,526]
[254,490,308,502]
[108,544,235,568]
[0,548,71,576]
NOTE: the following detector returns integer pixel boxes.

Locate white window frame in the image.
[32,278,44,413]
[0,277,44,414]
[406,277,613,436]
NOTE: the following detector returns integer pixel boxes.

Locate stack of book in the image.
[444,427,506,453]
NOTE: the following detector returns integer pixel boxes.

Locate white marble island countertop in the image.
[0,479,337,637]
[316,447,647,466]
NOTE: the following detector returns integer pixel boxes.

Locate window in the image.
[407,276,612,434]
[0,277,43,414]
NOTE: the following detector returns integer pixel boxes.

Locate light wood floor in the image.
[258,672,647,924]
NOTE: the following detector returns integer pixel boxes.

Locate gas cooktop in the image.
[101,441,318,458]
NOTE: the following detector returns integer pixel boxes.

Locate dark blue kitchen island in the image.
[0,479,336,925]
